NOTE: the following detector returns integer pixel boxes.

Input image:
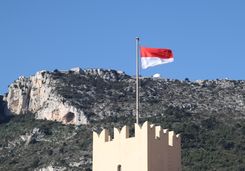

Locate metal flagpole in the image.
[136,37,140,124]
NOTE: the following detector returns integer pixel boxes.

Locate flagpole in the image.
[136,37,140,124]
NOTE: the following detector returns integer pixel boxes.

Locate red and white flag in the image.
[140,47,174,69]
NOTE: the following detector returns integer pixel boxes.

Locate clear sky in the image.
[0,0,245,94]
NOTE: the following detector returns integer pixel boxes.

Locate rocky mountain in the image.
[3,68,245,124]
[3,68,133,125]
[1,68,245,170]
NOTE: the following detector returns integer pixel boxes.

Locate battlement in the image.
[93,121,182,171]
[93,121,180,147]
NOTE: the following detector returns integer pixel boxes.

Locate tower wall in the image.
[93,121,181,171]
[148,124,181,171]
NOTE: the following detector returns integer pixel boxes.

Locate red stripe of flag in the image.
[140,47,173,59]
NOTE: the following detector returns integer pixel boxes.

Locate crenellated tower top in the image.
[93,121,182,171]
[93,121,180,147]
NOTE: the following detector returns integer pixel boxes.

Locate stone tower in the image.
[93,121,181,171]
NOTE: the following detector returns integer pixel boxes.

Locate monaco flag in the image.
[140,47,174,69]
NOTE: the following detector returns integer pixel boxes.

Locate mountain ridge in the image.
[1,67,245,125]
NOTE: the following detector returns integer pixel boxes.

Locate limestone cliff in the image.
[3,68,245,125]
[3,68,130,125]
[4,70,88,125]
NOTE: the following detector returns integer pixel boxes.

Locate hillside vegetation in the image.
[0,109,245,170]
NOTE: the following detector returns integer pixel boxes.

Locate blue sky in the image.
[0,0,245,94]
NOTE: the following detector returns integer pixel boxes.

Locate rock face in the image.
[3,68,130,125]
[4,70,88,125]
[3,68,245,125]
